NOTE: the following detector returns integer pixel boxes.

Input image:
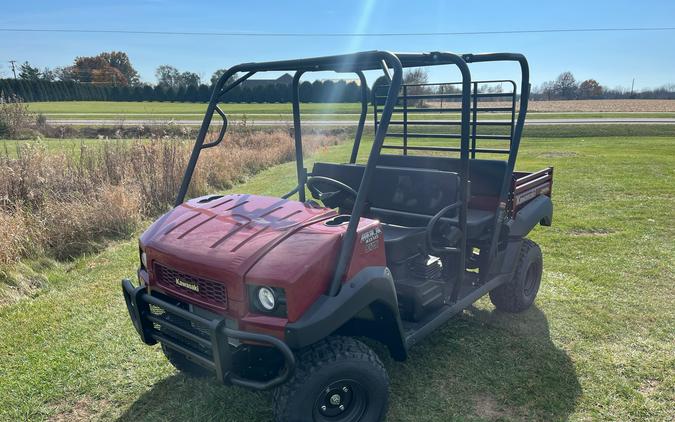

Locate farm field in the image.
[27,100,675,122]
[0,133,673,421]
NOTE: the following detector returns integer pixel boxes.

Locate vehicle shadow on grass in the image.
[118,305,580,422]
[117,372,275,421]
[385,304,582,421]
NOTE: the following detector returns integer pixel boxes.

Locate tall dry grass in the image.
[0,94,38,139]
[0,127,342,264]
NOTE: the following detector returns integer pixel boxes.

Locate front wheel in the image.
[273,336,389,422]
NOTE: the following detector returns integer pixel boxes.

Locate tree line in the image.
[0,77,365,103]
[533,71,675,100]
[2,52,366,103]
[4,51,674,103]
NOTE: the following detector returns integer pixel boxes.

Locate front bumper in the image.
[122,278,295,390]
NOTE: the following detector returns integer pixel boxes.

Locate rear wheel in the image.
[489,239,542,313]
[161,343,211,377]
[273,336,389,422]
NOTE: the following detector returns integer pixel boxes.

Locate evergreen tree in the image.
[142,85,154,101]
[185,84,198,102]
[311,80,323,102]
[299,81,313,102]
[19,62,42,81]
[197,84,211,102]
[176,86,188,102]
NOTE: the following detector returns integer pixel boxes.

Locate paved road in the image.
[46,117,675,127]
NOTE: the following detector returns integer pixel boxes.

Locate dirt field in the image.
[28,99,675,117]
[424,99,675,113]
[523,99,675,112]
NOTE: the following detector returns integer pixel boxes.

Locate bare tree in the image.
[41,68,56,82]
[403,68,429,106]
[554,71,578,100]
[155,65,180,89]
[403,68,428,86]
[178,71,201,88]
[156,65,201,89]
[539,81,555,100]
[210,68,238,86]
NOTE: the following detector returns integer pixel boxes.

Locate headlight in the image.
[257,286,276,311]
[249,285,287,316]
[140,251,148,269]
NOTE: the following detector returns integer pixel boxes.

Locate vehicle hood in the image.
[140,194,337,302]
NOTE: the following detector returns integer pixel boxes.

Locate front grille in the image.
[154,263,228,310]
[149,302,212,357]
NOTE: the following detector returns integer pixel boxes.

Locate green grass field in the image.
[4,124,675,161]
[27,101,675,122]
[0,134,673,421]
[27,101,358,115]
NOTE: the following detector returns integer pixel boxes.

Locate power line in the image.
[1,26,674,38]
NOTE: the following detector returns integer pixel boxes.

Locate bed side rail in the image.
[509,167,554,216]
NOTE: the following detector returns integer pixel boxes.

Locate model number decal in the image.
[360,227,382,253]
[515,185,550,205]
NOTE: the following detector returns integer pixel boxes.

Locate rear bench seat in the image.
[311,158,502,242]
[377,154,507,212]
[312,162,459,261]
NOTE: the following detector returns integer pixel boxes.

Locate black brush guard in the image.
[122,279,296,390]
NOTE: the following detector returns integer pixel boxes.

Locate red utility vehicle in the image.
[123,51,553,422]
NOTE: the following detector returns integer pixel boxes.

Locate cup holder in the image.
[324,215,351,226]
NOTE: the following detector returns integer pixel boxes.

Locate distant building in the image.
[242,73,293,88]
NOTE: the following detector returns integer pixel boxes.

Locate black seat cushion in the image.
[311,161,495,241]
[453,209,495,238]
[372,208,494,240]
[381,224,426,263]
[382,224,426,243]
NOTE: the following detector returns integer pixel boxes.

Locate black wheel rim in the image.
[313,379,367,422]
[523,261,540,297]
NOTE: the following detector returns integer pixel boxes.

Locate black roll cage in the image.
[175,50,530,299]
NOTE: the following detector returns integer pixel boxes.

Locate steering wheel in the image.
[306,176,358,205]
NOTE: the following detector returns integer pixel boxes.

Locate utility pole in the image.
[8,60,17,78]
[630,78,635,98]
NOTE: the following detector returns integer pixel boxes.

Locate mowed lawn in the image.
[27,101,358,115]
[0,135,674,421]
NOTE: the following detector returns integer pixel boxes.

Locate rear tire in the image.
[273,336,389,422]
[161,343,211,378]
[489,239,542,313]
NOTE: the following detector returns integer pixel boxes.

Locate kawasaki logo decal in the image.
[175,278,199,292]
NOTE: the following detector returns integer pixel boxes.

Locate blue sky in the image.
[2,0,674,90]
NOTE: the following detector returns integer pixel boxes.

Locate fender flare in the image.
[507,195,553,238]
[285,266,407,360]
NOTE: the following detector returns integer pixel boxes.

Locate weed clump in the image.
[0,94,38,139]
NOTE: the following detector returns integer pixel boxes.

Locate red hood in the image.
[141,194,337,304]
